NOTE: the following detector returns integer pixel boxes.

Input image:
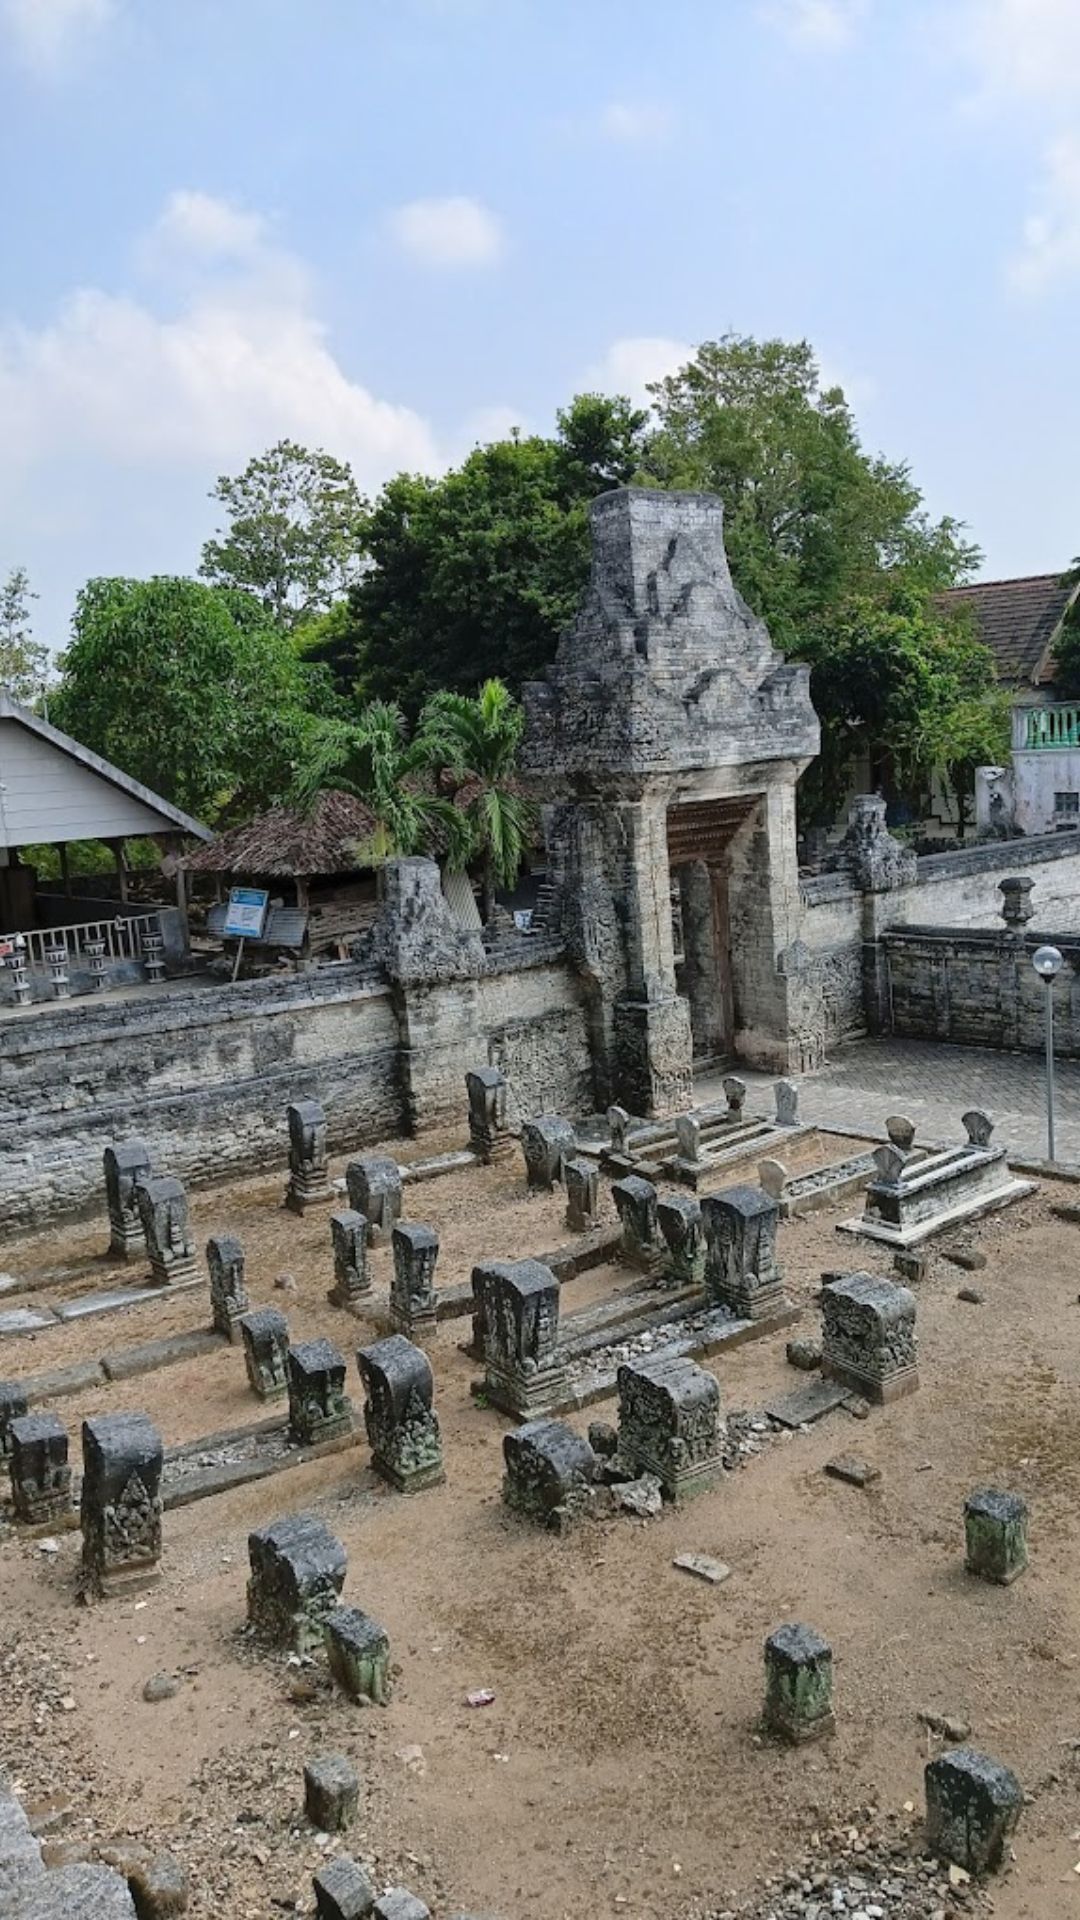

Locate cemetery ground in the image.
[2,1127,1079,1920]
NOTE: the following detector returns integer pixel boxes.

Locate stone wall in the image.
[0,942,593,1233]
[882,925,1080,1055]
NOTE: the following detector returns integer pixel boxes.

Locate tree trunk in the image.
[482,853,496,927]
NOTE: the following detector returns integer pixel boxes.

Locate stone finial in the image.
[328,1210,371,1310]
[841,794,917,892]
[345,1156,402,1246]
[10,1412,72,1524]
[998,874,1035,929]
[207,1233,248,1341]
[247,1510,346,1653]
[357,1333,444,1493]
[303,1752,359,1834]
[757,1157,787,1202]
[821,1272,918,1404]
[466,1065,512,1162]
[0,1379,29,1457]
[607,1105,632,1154]
[612,1174,659,1269]
[656,1193,705,1288]
[722,1075,747,1118]
[763,1623,835,1743]
[314,1855,376,1920]
[502,1418,599,1532]
[701,1185,783,1321]
[924,1748,1022,1874]
[964,1488,1028,1585]
[80,1411,163,1600]
[136,1175,197,1286]
[325,1606,392,1705]
[617,1352,725,1502]
[287,1339,352,1447]
[103,1138,152,1258]
[521,1114,576,1192]
[774,1080,798,1127]
[390,1222,440,1336]
[240,1306,290,1400]
[564,1156,600,1233]
[472,1259,566,1418]
[885,1114,916,1152]
[962,1108,995,1149]
[284,1099,331,1213]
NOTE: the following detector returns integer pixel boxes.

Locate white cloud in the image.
[387,195,503,268]
[762,0,867,50]
[1009,132,1080,291]
[598,101,673,144]
[1,0,114,70]
[586,336,694,409]
[955,0,1080,108]
[0,191,439,493]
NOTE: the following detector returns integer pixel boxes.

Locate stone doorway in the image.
[667,796,754,1068]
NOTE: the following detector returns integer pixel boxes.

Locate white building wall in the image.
[0,719,174,847]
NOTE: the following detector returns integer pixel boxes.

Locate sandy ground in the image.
[2,1129,1078,1919]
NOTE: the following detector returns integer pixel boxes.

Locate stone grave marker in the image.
[247,1510,346,1654]
[356,1333,444,1493]
[284,1099,332,1214]
[240,1306,290,1400]
[616,1353,725,1502]
[80,1411,163,1600]
[207,1233,248,1342]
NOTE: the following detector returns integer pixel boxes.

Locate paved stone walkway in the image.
[700,1038,1080,1167]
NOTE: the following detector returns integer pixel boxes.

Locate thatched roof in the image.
[183,790,381,879]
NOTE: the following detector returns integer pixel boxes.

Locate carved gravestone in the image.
[722,1074,747,1118]
[612,1174,659,1269]
[702,1185,784,1320]
[962,1108,995,1149]
[325,1605,392,1705]
[466,1066,513,1163]
[885,1114,916,1153]
[104,1138,152,1257]
[502,1418,599,1532]
[564,1156,600,1233]
[247,1510,346,1653]
[10,1412,72,1524]
[207,1233,248,1342]
[521,1114,575,1192]
[675,1112,704,1169]
[287,1339,353,1447]
[821,1272,918,1403]
[924,1748,1023,1875]
[390,1222,440,1336]
[284,1099,332,1214]
[763,1623,835,1744]
[240,1306,291,1400]
[657,1193,705,1288]
[616,1353,725,1502]
[356,1334,444,1493]
[328,1210,371,1310]
[607,1105,632,1157]
[80,1411,163,1599]
[757,1157,787,1203]
[345,1156,402,1246]
[0,1380,29,1458]
[774,1080,799,1127]
[472,1259,566,1418]
[964,1488,1028,1585]
[136,1175,197,1286]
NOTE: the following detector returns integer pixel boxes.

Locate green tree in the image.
[420,679,536,921]
[199,440,369,629]
[291,700,473,868]
[53,577,318,823]
[1051,558,1080,694]
[644,335,979,651]
[341,394,648,708]
[0,566,48,704]
[797,587,1008,830]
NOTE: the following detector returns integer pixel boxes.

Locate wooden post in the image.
[58,843,72,897]
[112,840,128,904]
[167,836,191,954]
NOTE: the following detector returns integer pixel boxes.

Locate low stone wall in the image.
[0,943,593,1233]
[882,925,1080,1054]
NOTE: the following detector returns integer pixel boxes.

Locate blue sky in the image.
[1,0,1078,657]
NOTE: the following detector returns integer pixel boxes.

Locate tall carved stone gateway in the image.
[522,488,819,1113]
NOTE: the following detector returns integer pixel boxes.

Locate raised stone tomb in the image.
[616,1352,725,1502]
[840,1110,1036,1249]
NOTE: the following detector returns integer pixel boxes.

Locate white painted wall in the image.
[0,718,174,847]
[1011,748,1080,837]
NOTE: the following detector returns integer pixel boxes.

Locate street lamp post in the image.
[1032,944,1064,1163]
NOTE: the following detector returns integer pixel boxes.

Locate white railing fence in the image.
[16,911,162,974]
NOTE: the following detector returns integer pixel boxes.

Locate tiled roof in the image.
[938,573,1077,686]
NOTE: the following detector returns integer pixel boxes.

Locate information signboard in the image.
[223,886,270,940]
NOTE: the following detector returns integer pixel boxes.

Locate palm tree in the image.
[292,700,473,870]
[419,679,537,924]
